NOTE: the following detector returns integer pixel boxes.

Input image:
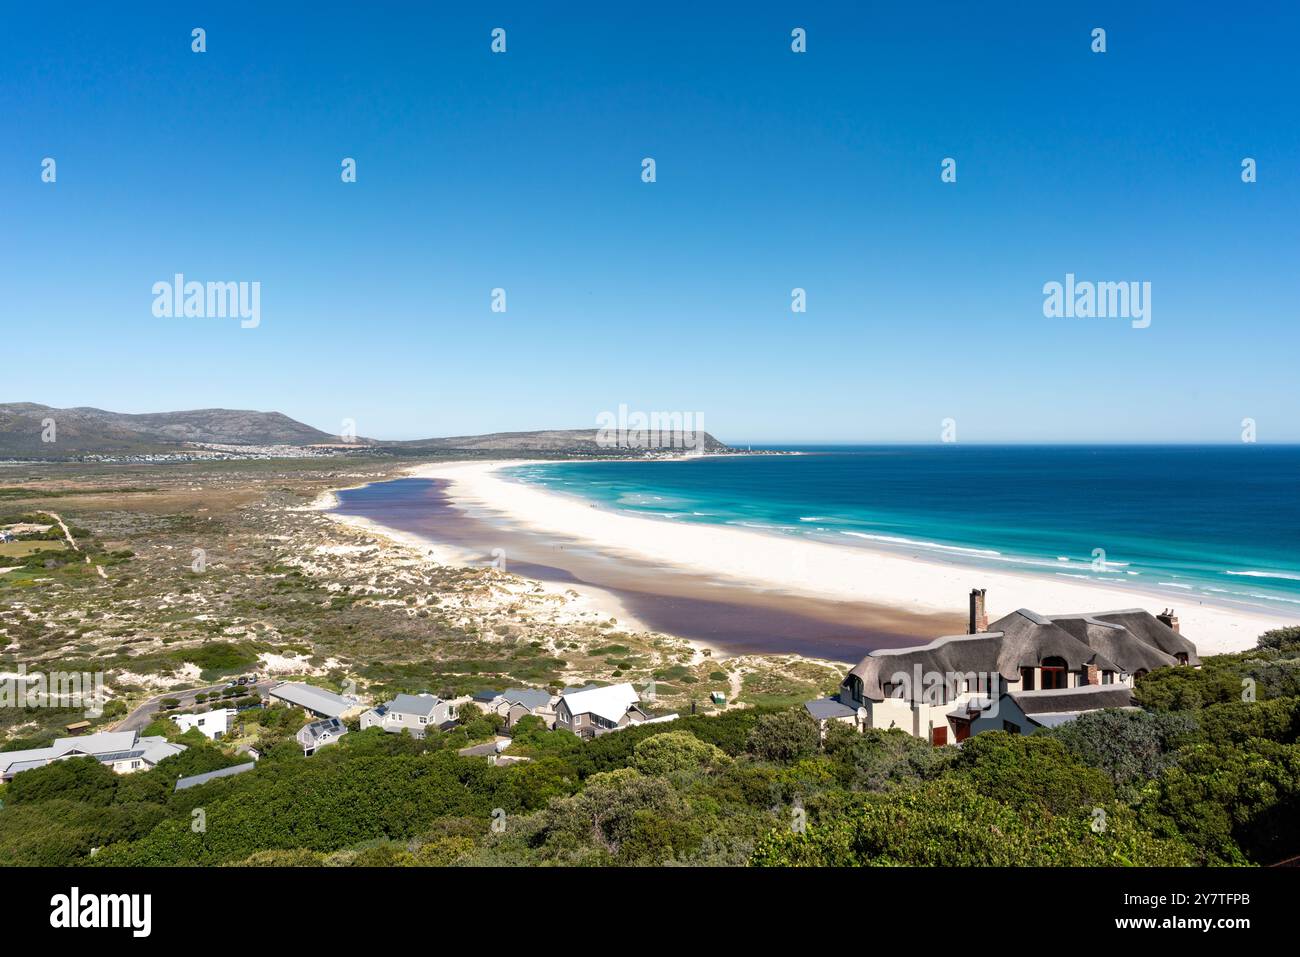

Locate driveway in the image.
[114,679,275,732]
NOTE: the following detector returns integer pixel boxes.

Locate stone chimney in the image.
[969,588,988,634]
[1156,608,1180,634]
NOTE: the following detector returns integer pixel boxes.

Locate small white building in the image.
[171,707,235,741]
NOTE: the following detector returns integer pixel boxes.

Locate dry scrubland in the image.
[0,457,840,745]
[4,460,1299,868]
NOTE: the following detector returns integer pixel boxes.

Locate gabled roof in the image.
[57,730,138,756]
[0,730,184,776]
[503,688,552,710]
[387,693,441,717]
[298,717,347,743]
[559,682,640,723]
[137,736,186,765]
[269,682,359,718]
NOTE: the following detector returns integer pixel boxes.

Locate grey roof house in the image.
[360,692,457,738]
[0,730,186,781]
[297,717,348,755]
[268,682,364,719]
[499,688,558,729]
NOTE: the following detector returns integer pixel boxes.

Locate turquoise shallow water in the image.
[507,446,1300,618]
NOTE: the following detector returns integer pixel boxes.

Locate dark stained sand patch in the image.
[333,477,961,663]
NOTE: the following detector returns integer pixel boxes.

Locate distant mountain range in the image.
[0,403,729,457]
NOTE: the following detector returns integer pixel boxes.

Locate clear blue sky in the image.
[2,2,1297,443]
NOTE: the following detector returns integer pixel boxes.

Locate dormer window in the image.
[1040,657,1067,690]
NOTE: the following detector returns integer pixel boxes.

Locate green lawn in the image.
[0,540,67,558]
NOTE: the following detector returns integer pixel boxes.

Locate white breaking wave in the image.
[1225,570,1300,582]
[840,532,1001,557]
[1247,593,1300,605]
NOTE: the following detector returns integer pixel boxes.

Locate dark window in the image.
[1002,720,1021,734]
[1041,657,1068,690]
[1019,667,1035,691]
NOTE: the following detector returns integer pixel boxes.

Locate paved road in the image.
[114,679,275,732]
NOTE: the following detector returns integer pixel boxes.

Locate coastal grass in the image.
[0,541,67,558]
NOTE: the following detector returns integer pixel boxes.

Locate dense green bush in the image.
[1044,709,1195,791]
[3,631,1299,868]
[751,777,1195,867]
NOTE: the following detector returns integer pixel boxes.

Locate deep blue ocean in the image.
[508,446,1300,616]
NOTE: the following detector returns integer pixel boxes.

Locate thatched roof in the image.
[845,605,1198,703]
[1009,684,1134,716]
[846,610,1116,701]
[1047,614,1180,674]
[1090,609,1200,666]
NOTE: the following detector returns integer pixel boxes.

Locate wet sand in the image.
[331,477,955,663]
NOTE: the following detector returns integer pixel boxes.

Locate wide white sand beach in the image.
[407,459,1300,656]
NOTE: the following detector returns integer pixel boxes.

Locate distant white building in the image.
[0,730,186,781]
[171,707,235,741]
[360,693,456,738]
[554,683,649,738]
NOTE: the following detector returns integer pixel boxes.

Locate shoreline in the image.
[311,466,959,664]
[309,476,672,650]
[389,459,1298,656]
